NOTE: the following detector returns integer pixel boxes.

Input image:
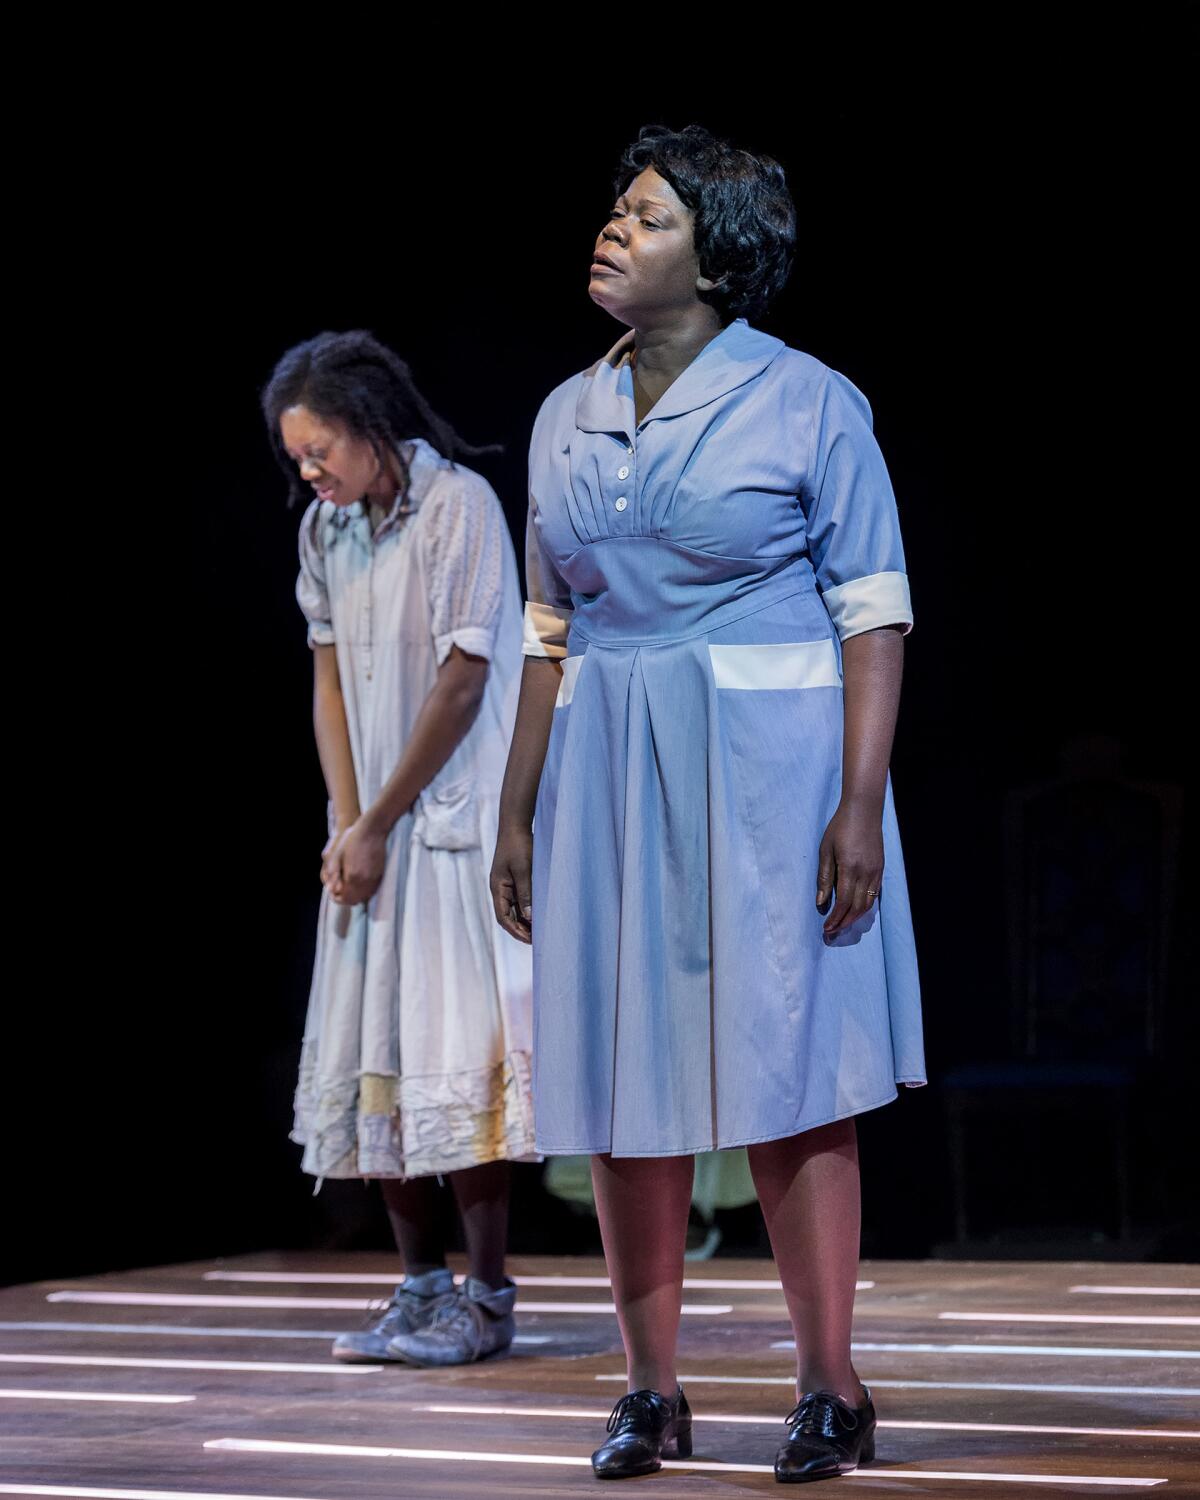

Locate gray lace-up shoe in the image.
[330,1267,455,1363]
[384,1274,517,1366]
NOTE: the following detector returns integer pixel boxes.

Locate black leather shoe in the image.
[591,1385,693,1478]
[774,1387,876,1482]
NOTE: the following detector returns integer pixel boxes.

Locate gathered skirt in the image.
[292,787,537,1180]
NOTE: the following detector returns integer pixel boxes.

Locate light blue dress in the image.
[522,318,926,1158]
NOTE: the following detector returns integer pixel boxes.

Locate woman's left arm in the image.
[333,648,488,904]
[801,368,915,937]
[332,474,506,906]
[817,626,905,936]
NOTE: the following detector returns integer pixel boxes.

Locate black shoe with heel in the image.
[774,1387,876,1482]
[591,1385,693,1478]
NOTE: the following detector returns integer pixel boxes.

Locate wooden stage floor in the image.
[0,1252,1197,1497]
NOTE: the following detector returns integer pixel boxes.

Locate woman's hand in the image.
[491,824,534,944]
[329,814,388,906]
[320,827,349,890]
[816,796,884,938]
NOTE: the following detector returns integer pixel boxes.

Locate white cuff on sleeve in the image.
[307,620,336,649]
[522,600,574,660]
[820,570,913,641]
[435,626,495,666]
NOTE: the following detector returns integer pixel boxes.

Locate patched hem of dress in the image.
[534,1086,911,1158]
[292,1048,538,1180]
[296,1139,544,1182]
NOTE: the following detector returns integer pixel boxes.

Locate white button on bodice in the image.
[614,497,628,512]
[617,465,630,480]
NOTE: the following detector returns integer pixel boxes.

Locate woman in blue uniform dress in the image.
[492,124,926,1483]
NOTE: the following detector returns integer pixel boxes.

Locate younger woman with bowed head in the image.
[491,126,927,1480]
[264,331,536,1368]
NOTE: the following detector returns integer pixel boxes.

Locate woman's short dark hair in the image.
[261,330,501,508]
[615,123,796,323]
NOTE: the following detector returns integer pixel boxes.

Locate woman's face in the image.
[588,166,714,324]
[279,405,382,508]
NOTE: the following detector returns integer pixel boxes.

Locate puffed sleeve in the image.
[522,408,575,660]
[801,368,914,641]
[421,475,506,666]
[296,499,335,649]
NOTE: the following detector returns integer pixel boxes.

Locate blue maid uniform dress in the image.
[523,316,926,1158]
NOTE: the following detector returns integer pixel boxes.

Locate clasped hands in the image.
[321,814,389,906]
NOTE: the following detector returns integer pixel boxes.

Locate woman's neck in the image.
[629,310,726,387]
[627,312,727,424]
[364,441,413,522]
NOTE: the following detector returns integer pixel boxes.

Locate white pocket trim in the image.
[555,653,586,708]
[707,638,842,690]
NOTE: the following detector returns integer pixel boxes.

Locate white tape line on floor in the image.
[46,1290,728,1315]
[0,1352,379,1375]
[0,1389,194,1404]
[203,1435,1168,1484]
[1071,1286,1200,1296]
[200,1270,874,1292]
[418,1400,1200,1438]
[595,1373,1200,1397]
[939,1311,1200,1327]
[773,1340,1200,1360]
[0,1320,551,1344]
[0,1489,347,1500]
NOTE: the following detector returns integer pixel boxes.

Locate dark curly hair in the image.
[614,123,796,323]
[262,330,502,509]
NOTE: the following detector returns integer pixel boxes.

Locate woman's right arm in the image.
[313,644,360,876]
[490,657,561,943]
[296,502,360,889]
[491,406,574,943]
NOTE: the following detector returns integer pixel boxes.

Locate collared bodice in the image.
[526,318,910,649]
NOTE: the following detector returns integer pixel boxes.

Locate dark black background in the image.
[11,20,1194,1287]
